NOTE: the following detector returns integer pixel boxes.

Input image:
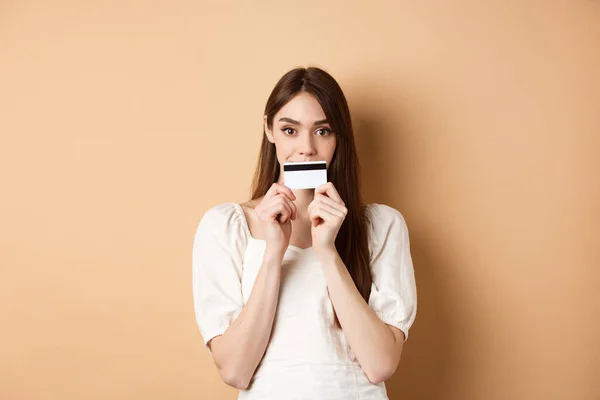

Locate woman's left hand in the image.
[309,182,348,253]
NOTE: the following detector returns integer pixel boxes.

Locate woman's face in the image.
[265,92,337,176]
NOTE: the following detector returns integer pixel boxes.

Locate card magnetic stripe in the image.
[283,163,327,172]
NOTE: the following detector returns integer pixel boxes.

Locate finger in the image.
[272,201,292,223]
[266,196,292,222]
[281,194,297,220]
[271,195,293,222]
[313,201,345,219]
[315,182,344,205]
[275,196,294,223]
[264,183,283,198]
[266,183,296,201]
[307,198,318,217]
[309,211,322,227]
[310,206,339,227]
[314,194,347,214]
[275,193,296,221]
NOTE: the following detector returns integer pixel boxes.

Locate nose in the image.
[298,133,317,157]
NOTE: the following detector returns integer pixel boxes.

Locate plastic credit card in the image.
[283,161,327,189]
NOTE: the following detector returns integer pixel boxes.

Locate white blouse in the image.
[192,202,417,400]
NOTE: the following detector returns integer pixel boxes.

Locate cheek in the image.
[323,138,337,158]
[274,139,294,158]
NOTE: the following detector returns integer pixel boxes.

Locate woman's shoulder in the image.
[195,202,249,239]
[200,202,239,221]
[364,203,410,247]
[365,203,407,225]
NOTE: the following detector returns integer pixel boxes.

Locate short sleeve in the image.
[366,204,417,342]
[192,203,248,352]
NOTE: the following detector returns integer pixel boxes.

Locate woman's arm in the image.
[201,185,297,390]
[307,183,406,383]
[208,251,282,390]
[316,249,405,384]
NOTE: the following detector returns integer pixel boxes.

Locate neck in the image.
[291,188,315,213]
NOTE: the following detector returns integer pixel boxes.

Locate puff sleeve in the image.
[192,203,248,351]
[366,204,417,342]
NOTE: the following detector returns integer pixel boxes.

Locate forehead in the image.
[275,92,327,121]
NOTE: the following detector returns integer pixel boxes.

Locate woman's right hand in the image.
[254,183,297,259]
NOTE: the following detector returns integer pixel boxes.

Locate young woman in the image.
[192,67,417,399]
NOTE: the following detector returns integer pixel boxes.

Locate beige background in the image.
[1,1,599,399]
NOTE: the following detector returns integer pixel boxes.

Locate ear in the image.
[264,115,275,143]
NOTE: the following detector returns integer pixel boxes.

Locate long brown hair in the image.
[251,67,372,306]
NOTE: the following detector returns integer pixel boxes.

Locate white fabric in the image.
[192,202,417,400]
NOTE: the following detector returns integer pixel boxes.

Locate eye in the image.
[282,127,296,135]
[316,128,332,136]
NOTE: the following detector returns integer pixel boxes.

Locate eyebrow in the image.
[278,117,330,126]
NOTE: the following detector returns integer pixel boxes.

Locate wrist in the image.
[314,245,339,262]
[263,248,285,265]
